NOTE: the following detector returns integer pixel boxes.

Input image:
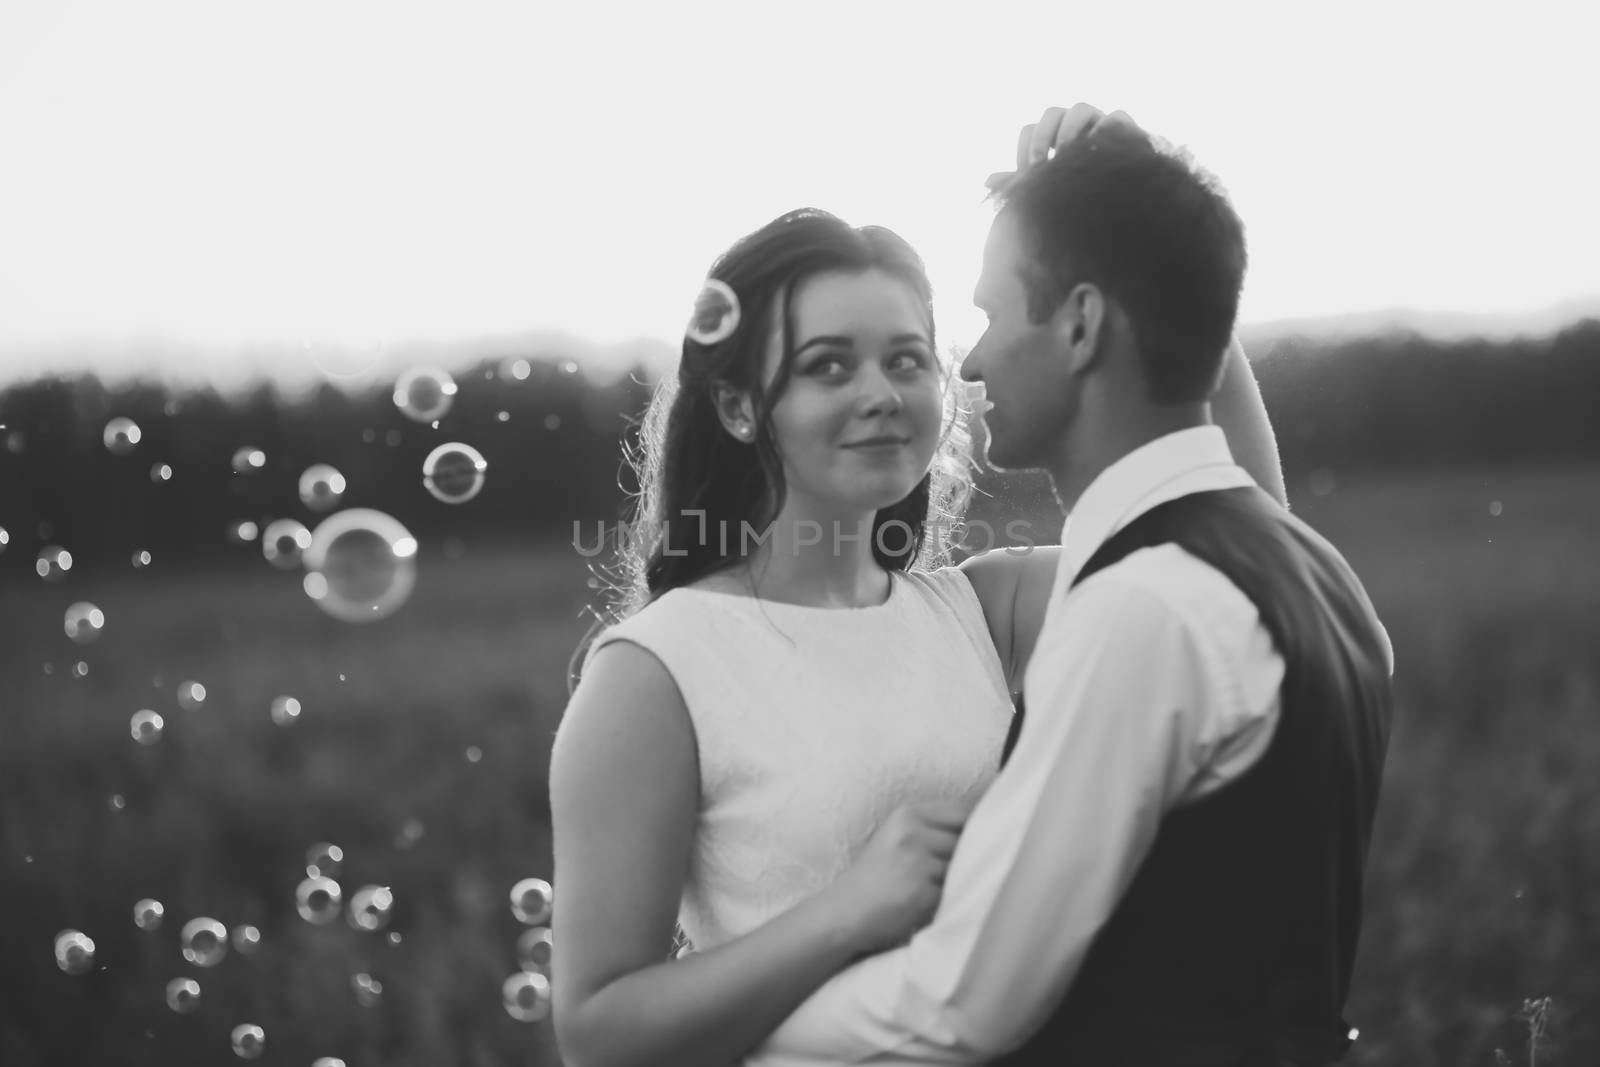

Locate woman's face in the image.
[760,268,944,518]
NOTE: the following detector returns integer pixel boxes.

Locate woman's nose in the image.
[859,367,904,416]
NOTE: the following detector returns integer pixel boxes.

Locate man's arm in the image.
[750,574,1238,1064]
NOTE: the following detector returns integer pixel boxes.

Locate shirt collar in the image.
[1055,425,1253,590]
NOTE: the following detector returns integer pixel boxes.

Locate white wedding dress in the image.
[588,566,1013,951]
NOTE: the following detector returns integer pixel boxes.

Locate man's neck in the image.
[1046,404,1212,516]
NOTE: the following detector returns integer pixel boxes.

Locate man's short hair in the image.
[993,125,1248,404]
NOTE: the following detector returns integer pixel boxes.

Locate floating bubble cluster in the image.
[302,509,418,623]
[165,977,202,1014]
[53,929,95,975]
[180,917,229,967]
[305,842,344,879]
[502,970,552,1022]
[510,877,554,925]
[63,602,105,645]
[133,898,165,931]
[347,884,395,932]
[130,710,165,745]
[296,876,343,925]
[269,695,302,726]
[35,545,72,581]
[687,278,741,345]
[230,1023,266,1059]
[393,366,458,423]
[351,971,384,1007]
[261,519,312,570]
[102,417,142,455]
[422,442,488,504]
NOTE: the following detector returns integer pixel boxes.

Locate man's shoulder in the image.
[1065,543,1264,648]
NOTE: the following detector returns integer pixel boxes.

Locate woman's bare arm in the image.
[550,642,884,1067]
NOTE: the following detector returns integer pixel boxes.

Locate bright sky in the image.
[0,0,1595,387]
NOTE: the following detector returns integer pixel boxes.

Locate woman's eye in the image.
[890,351,931,372]
[810,358,848,377]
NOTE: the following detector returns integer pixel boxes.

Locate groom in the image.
[746,106,1395,1066]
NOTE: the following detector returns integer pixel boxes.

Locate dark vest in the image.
[995,486,1392,1067]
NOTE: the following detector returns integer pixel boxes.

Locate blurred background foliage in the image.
[2,321,1598,1065]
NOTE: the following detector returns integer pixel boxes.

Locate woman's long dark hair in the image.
[571,209,977,686]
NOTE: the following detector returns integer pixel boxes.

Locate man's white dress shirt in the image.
[747,426,1328,1066]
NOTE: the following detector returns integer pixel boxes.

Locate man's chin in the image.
[980,436,1027,473]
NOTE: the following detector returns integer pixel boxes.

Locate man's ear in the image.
[711,383,756,439]
[1054,283,1108,375]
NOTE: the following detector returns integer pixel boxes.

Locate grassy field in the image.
[2,463,1597,1065]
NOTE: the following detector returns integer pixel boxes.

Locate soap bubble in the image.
[230,1023,266,1059]
[230,447,266,474]
[347,884,395,932]
[165,977,202,1014]
[311,1060,346,1067]
[0,525,7,552]
[510,878,554,925]
[53,929,95,975]
[231,924,262,955]
[132,549,152,568]
[422,442,488,504]
[133,898,165,931]
[687,278,740,345]
[269,695,302,726]
[261,519,312,569]
[393,366,458,423]
[298,465,347,513]
[516,926,554,973]
[351,971,384,1007]
[180,917,228,966]
[102,417,142,455]
[502,970,552,1022]
[150,463,172,483]
[302,509,418,623]
[296,876,343,924]
[394,819,425,850]
[35,545,72,581]
[64,602,105,645]
[304,338,383,381]
[228,520,260,544]
[177,680,207,710]
[130,710,164,745]
[305,841,344,879]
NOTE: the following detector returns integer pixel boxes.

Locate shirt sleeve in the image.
[750,576,1249,1064]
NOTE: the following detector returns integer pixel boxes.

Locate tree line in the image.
[1,319,1596,572]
